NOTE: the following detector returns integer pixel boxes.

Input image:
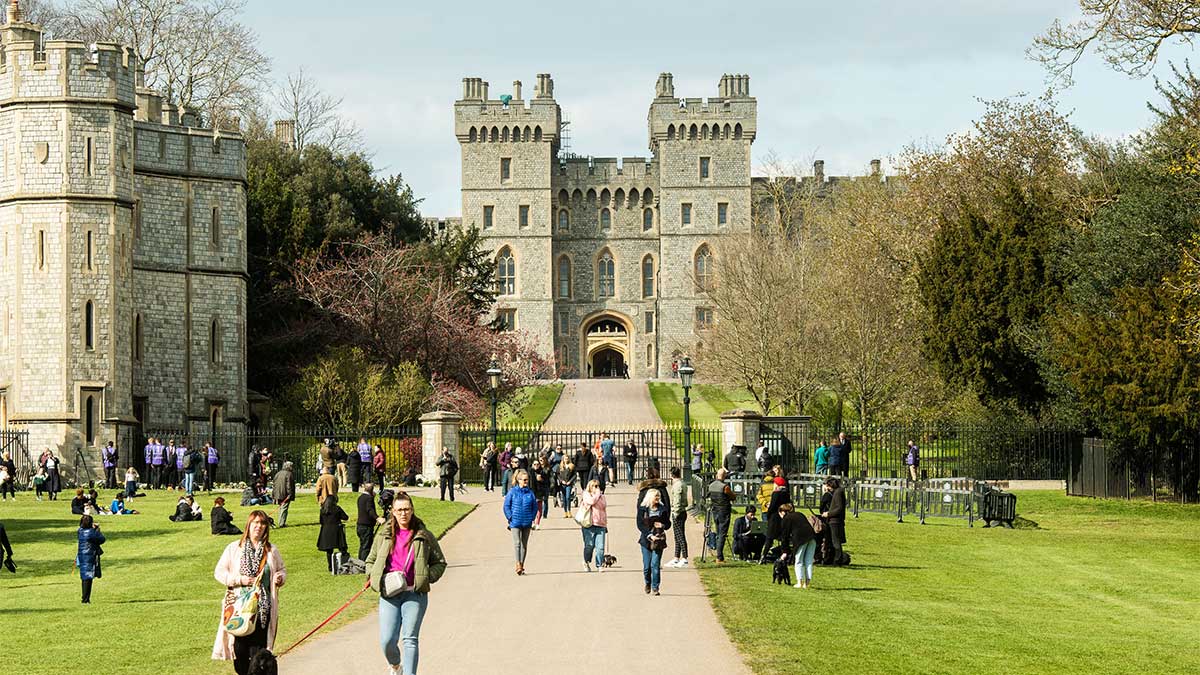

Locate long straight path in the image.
[542,378,664,428]
[283,483,749,674]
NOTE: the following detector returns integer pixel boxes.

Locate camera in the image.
[379,488,394,513]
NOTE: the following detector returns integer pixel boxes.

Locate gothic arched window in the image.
[496,247,516,296]
[557,256,572,298]
[597,250,615,299]
[694,245,714,293]
[642,255,655,298]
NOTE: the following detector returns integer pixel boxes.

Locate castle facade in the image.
[0,4,247,460]
[453,72,756,379]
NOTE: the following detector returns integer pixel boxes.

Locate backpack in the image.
[808,514,825,534]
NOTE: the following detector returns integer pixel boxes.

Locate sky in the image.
[241,0,1195,216]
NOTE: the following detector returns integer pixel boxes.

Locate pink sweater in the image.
[580,490,608,528]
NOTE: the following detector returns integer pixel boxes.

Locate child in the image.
[33,467,46,501]
[124,467,139,503]
[110,492,138,515]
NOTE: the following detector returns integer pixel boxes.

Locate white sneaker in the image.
[597,565,605,573]
[533,524,540,530]
[666,558,678,567]
[679,559,689,567]
[583,561,592,572]
[793,582,803,588]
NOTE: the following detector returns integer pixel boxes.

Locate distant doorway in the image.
[591,347,626,378]
[583,314,631,378]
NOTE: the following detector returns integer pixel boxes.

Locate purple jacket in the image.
[102,446,117,468]
[151,443,165,466]
[357,442,372,463]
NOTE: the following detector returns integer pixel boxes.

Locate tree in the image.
[281,347,432,427]
[275,67,363,154]
[1031,0,1200,81]
[809,175,927,429]
[906,95,1084,414]
[35,0,270,119]
[291,234,547,416]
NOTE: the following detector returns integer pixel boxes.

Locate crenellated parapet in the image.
[646,72,757,152]
[455,73,560,147]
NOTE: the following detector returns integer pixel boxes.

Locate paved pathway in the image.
[543,378,664,428]
[283,482,749,674]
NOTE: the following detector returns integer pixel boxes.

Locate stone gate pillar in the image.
[420,411,463,479]
[720,409,762,466]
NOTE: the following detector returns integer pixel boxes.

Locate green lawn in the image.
[648,381,760,425]
[695,491,1200,674]
[498,383,564,425]
[0,489,472,675]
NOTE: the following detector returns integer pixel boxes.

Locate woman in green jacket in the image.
[365,491,447,675]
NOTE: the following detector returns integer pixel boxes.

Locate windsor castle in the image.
[440,71,875,380]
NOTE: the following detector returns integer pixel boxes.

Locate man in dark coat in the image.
[820,477,848,565]
[723,445,747,474]
[732,505,766,561]
[272,461,296,527]
[356,483,380,561]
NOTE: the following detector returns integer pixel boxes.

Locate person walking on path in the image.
[530,458,551,525]
[318,492,349,573]
[0,452,15,500]
[600,433,616,484]
[622,439,638,485]
[666,467,689,568]
[357,483,382,562]
[637,487,671,596]
[500,457,519,497]
[707,469,734,563]
[211,497,242,535]
[578,478,609,572]
[213,510,287,675]
[75,514,105,603]
[557,459,576,517]
[502,469,538,576]
[572,442,593,490]
[778,502,818,589]
[102,441,118,489]
[480,442,498,492]
[272,462,296,528]
[365,491,448,675]
[435,448,458,502]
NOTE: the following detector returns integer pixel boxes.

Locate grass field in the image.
[648,382,760,426]
[695,491,1200,674]
[0,489,472,675]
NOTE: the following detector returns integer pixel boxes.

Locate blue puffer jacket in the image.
[76,527,106,581]
[503,486,539,528]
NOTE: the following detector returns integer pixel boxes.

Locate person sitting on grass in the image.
[71,488,88,515]
[169,494,203,522]
[110,493,138,515]
[211,497,242,535]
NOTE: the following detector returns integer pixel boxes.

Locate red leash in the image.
[276,583,369,657]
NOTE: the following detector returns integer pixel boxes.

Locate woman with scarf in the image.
[213,510,287,674]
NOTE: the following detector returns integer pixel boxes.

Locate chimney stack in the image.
[813,160,825,183]
[275,120,296,150]
[869,159,881,176]
[513,80,522,101]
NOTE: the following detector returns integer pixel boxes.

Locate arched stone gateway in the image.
[582,313,632,378]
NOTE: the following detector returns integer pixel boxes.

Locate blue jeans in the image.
[792,539,817,583]
[640,545,662,590]
[182,471,195,494]
[379,591,428,674]
[540,498,549,518]
[560,485,573,514]
[582,526,607,566]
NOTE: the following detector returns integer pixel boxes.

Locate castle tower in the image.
[647,73,756,375]
[0,9,139,454]
[456,74,560,356]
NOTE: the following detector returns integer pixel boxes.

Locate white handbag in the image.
[573,503,593,528]
[379,546,415,598]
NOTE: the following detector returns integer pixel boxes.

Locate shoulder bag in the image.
[573,500,593,528]
[379,541,417,598]
[222,548,269,637]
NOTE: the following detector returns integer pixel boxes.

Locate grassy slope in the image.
[696,491,1200,675]
[0,490,472,675]
[499,383,564,425]
[648,381,760,426]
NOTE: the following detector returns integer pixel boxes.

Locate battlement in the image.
[646,72,757,150]
[557,156,656,181]
[455,73,560,144]
[0,32,137,108]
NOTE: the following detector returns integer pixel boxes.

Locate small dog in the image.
[602,554,617,568]
[772,556,791,585]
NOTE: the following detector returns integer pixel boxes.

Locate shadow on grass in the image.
[814,587,883,592]
[846,564,923,570]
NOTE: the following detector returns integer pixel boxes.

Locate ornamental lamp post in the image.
[487,356,503,448]
[678,355,696,482]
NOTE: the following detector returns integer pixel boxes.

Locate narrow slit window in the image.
[86,137,94,176]
[84,300,95,350]
[642,256,654,298]
[86,231,93,270]
[699,157,710,179]
[37,230,45,270]
[211,206,220,246]
[85,395,95,445]
[483,205,494,229]
[681,203,692,226]
[500,158,511,181]
[718,202,728,225]
[643,208,654,231]
[209,318,220,364]
[600,208,611,230]
[519,205,529,228]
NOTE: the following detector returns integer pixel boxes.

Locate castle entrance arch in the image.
[582,313,632,378]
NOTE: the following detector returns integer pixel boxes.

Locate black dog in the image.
[772,556,791,585]
[602,554,617,568]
